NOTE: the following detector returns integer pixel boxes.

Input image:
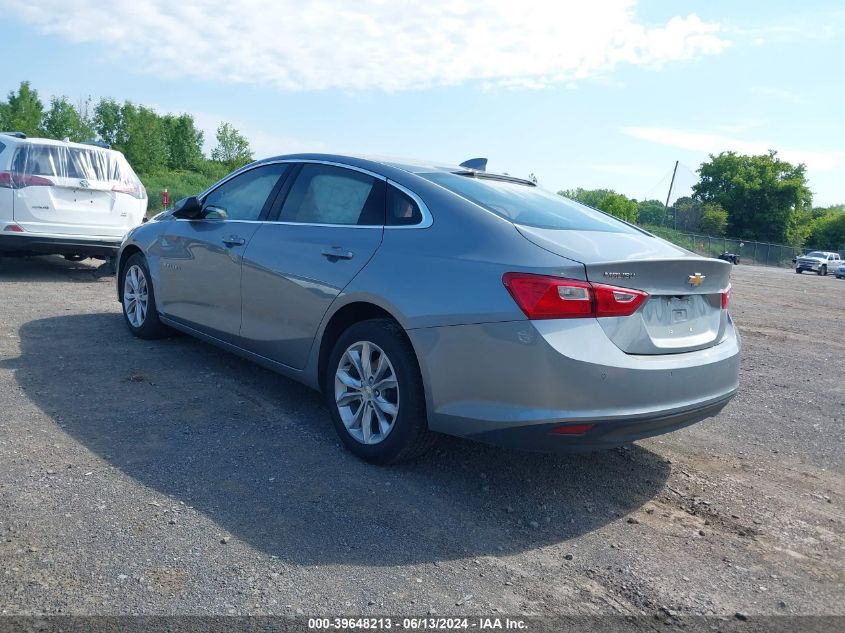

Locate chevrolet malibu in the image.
[116,154,740,463]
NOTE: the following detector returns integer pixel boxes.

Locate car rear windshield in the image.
[421,172,639,233]
[11,144,141,185]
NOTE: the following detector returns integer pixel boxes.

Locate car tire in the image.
[819,265,827,276]
[120,253,170,339]
[325,318,437,464]
[795,269,801,274]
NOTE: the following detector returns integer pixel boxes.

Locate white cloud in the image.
[2,0,730,91]
[748,86,807,105]
[621,126,845,171]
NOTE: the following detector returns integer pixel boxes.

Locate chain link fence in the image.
[642,228,845,269]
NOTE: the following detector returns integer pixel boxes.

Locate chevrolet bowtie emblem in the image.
[688,273,706,286]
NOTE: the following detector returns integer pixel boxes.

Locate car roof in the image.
[254,152,534,185]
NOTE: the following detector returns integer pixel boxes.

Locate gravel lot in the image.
[0,257,842,621]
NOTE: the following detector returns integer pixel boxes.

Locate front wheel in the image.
[121,253,170,339]
[326,319,437,464]
[819,265,827,276]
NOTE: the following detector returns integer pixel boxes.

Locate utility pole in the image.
[665,160,679,229]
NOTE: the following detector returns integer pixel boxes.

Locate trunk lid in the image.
[516,226,732,355]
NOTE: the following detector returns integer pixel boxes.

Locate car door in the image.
[239,162,386,369]
[153,163,289,342]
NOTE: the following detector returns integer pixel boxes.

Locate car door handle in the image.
[222,236,246,247]
[320,247,354,260]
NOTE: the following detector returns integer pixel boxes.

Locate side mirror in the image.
[172,196,203,219]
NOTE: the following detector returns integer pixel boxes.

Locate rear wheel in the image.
[121,253,170,339]
[326,319,436,464]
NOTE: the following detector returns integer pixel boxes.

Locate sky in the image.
[2,0,844,205]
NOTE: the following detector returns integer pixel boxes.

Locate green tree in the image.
[41,96,95,142]
[560,187,607,208]
[637,199,668,226]
[211,122,253,170]
[122,104,167,175]
[0,81,44,136]
[671,196,704,232]
[599,192,639,223]
[805,208,845,250]
[698,204,728,236]
[559,188,639,222]
[162,113,204,170]
[93,98,125,148]
[693,151,812,243]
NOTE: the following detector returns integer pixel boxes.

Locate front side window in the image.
[202,163,288,221]
[422,172,639,233]
[279,164,384,225]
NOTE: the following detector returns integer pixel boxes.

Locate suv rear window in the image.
[422,172,638,233]
[11,144,142,186]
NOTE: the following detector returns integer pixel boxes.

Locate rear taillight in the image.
[112,183,146,199]
[502,273,649,320]
[0,171,54,188]
[3,223,24,232]
[721,283,731,310]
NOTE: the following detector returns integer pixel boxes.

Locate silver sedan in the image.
[116,154,740,463]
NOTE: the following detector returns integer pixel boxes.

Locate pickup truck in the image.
[795,251,841,276]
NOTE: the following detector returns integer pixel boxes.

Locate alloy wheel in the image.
[123,264,149,328]
[334,341,400,445]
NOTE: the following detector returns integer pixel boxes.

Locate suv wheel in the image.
[326,319,437,464]
[121,253,170,339]
[819,265,827,276]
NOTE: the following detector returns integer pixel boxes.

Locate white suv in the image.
[0,133,147,261]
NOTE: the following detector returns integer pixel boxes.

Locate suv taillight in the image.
[502,273,649,319]
[112,183,146,199]
[0,171,54,188]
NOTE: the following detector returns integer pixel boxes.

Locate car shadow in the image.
[3,312,671,566]
[0,255,112,282]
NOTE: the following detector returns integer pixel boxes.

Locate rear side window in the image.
[422,172,639,233]
[0,141,6,155]
[202,163,288,221]
[387,186,422,226]
[279,164,384,225]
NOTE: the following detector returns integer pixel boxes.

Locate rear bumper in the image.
[0,232,122,257]
[468,392,734,452]
[408,316,740,452]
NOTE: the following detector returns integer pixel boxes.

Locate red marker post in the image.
[162,188,170,209]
